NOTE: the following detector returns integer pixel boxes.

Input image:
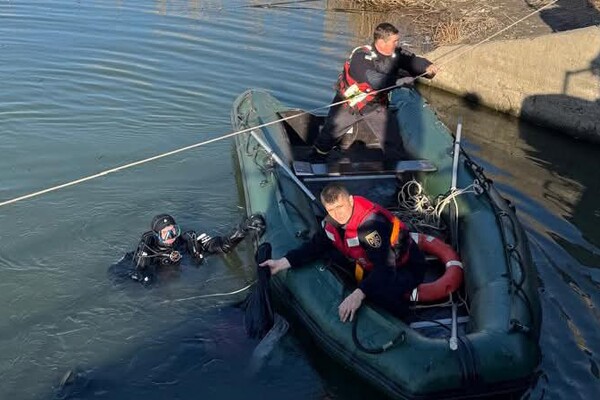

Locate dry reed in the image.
[432,17,465,46]
[354,0,448,11]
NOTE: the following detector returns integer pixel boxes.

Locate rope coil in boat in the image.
[394,180,480,234]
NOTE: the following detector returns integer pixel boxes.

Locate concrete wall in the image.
[422,26,600,143]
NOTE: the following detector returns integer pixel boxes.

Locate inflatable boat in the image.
[231,88,541,399]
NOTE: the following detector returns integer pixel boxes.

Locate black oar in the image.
[243,242,275,339]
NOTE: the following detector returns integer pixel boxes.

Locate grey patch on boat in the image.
[247,314,289,375]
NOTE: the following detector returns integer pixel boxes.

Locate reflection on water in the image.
[421,85,600,399]
[420,85,600,253]
[1,0,599,399]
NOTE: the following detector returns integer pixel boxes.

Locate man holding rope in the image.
[310,22,438,164]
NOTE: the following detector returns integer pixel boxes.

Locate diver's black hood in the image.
[151,214,177,233]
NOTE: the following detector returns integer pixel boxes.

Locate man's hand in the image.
[338,289,366,323]
[425,64,439,78]
[259,257,291,275]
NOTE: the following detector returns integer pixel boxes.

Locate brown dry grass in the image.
[345,0,479,46]
[527,0,600,8]
[432,17,465,46]
[335,0,600,50]
[353,0,448,11]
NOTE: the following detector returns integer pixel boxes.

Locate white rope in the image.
[0,109,323,208]
[395,180,442,231]
[383,0,561,87]
[0,0,558,209]
[395,180,480,232]
[159,281,254,304]
[432,186,479,222]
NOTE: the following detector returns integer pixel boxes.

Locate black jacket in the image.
[285,214,425,316]
[340,45,432,115]
[348,45,432,91]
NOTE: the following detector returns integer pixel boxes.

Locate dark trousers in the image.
[313,94,405,161]
[364,244,427,318]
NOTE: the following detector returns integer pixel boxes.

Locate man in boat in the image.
[111,213,266,285]
[310,22,438,164]
[260,183,426,322]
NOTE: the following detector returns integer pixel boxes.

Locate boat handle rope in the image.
[0,0,559,210]
[462,156,536,335]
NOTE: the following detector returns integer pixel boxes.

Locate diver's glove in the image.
[228,214,265,243]
[183,231,205,265]
[130,270,152,286]
[240,213,266,237]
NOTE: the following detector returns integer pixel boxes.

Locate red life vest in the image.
[336,45,387,112]
[323,196,409,281]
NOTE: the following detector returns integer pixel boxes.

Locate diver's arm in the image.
[130,231,158,284]
[133,231,156,270]
[198,214,266,255]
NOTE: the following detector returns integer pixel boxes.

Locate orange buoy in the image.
[408,233,463,302]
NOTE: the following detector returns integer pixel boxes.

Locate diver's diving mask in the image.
[158,225,181,243]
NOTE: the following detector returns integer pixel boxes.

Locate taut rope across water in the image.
[0,0,559,209]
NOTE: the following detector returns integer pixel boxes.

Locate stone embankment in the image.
[422,26,600,143]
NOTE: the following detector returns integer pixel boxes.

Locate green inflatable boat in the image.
[231,88,541,399]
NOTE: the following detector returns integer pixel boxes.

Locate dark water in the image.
[0,1,598,399]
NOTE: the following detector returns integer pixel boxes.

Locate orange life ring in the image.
[408,233,463,302]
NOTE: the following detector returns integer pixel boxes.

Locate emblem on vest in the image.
[365,231,382,248]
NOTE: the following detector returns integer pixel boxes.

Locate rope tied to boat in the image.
[463,156,537,337]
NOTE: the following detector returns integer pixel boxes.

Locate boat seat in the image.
[276,111,379,151]
[292,159,437,182]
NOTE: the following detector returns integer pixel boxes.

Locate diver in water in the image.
[110,213,266,285]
